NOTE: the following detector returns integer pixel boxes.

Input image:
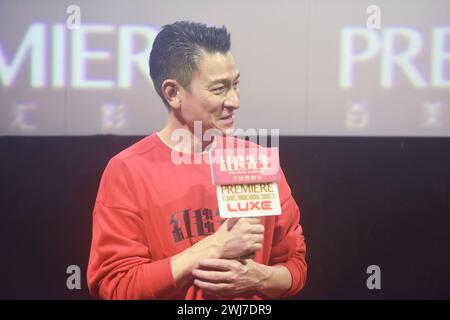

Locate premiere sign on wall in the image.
[210,147,282,218]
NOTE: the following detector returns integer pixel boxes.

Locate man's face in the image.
[180,51,240,135]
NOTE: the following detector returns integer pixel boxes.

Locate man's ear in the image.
[161,79,183,110]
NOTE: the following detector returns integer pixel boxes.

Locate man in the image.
[87,21,307,299]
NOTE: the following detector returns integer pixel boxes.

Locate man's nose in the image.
[224,89,240,110]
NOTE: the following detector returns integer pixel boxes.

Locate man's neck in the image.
[158,112,216,154]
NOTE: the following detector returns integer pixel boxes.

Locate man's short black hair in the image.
[149,21,231,107]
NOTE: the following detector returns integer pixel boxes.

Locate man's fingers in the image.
[226,217,262,231]
[250,234,264,244]
[240,217,261,224]
[192,269,233,283]
[193,279,230,293]
[198,258,235,271]
[252,243,262,251]
[249,224,265,234]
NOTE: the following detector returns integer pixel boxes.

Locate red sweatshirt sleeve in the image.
[87,157,177,299]
[269,171,307,298]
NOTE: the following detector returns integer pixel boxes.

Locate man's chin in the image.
[217,126,235,136]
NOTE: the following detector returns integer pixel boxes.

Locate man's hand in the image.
[171,217,264,288]
[208,217,264,259]
[192,258,271,296]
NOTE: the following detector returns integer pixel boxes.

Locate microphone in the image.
[210,146,282,261]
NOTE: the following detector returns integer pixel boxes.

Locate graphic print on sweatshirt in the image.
[170,208,226,245]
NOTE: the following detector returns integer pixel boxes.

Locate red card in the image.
[209,147,281,185]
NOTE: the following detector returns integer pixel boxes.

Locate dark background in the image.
[1,136,449,299]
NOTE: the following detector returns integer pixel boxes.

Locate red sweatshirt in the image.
[87,133,307,299]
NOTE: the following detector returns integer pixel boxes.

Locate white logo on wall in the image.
[11,104,38,131]
[0,23,158,88]
[423,102,443,128]
[102,104,126,130]
[366,264,381,290]
[347,103,370,129]
[340,27,450,89]
[66,265,81,290]
[66,5,81,30]
[366,5,381,30]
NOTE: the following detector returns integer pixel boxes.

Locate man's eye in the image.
[212,87,225,94]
